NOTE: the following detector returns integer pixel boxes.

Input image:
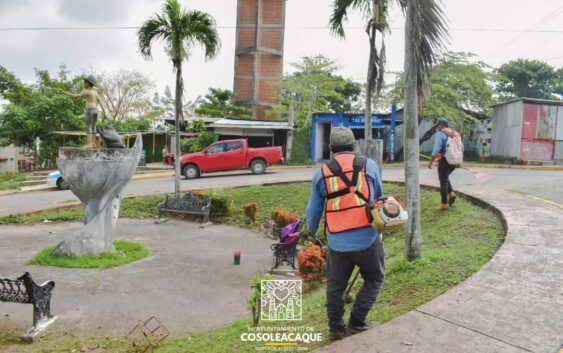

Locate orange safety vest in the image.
[321,153,373,234]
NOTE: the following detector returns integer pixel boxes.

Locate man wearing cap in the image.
[428,117,458,210]
[306,126,384,341]
[60,75,100,147]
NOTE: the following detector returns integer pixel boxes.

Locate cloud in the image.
[57,0,138,24]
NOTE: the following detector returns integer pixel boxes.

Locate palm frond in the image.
[408,0,448,100]
[330,0,372,38]
[330,0,354,38]
[138,0,221,65]
[182,10,221,61]
[137,15,170,59]
[376,35,386,94]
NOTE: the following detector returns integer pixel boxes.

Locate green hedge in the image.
[288,127,313,165]
[193,191,233,221]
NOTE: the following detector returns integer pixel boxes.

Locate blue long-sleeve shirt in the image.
[306,153,383,252]
[431,131,448,157]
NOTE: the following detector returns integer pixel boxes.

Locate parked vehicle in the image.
[180,139,283,179]
[46,170,69,190]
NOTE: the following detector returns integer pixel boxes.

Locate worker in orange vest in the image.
[306,127,384,341]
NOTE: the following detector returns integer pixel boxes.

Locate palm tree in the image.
[403,0,447,260]
[330,0,396,140]
[138,0,220,202]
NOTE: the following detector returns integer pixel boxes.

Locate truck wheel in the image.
[57,178,69,190]
[251,160,266,175]
[183,164,200,179]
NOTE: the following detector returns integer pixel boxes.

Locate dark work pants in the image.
[438,158,457,204]
[326,238,385,331]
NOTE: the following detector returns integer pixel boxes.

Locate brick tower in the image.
[234,0,286,119]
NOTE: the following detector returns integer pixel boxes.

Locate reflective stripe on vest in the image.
[321,153,372,234]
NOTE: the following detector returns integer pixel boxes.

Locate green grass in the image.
[0,182,505,353]
[149,183,504,353]
[0,172,26,191]
[29,240,150,268]
[0,196,163,224]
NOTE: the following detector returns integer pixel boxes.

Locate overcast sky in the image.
[0,0,562,102]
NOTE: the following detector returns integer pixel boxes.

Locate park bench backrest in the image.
[0,278,30,303]
[162,192,211,210]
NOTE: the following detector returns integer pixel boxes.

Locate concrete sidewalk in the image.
[0,219,273,337]
[316,183,563,353]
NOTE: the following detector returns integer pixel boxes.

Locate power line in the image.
[484,4,563,60]
[1,25,563,33]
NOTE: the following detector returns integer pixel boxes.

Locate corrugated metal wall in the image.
[554,141,563,160]
[555,107,563,161]
[519,103,557,161]
[491,100,522,158]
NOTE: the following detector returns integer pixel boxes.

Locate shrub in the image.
[287,127,313,165]
[193,190,233,221]
[248,273,272,326]
[183,119,219,153]
[242,202,258,224]
[271,209,299,229]
[297,244,326,283]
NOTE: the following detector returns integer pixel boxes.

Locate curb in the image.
[0,171,176,196]
[315,181,562,353]
[462,162,563,171]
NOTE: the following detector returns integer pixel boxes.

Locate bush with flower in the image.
[271,209,299,229]
[297,243,326,283]
[242,202,258,224]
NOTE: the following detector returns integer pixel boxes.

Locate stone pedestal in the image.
[52,136,142,257]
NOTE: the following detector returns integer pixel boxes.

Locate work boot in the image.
[448,192,457,206]
[346,324,370,337]
[346,314,372,337]
[329,326,346,341]
[437,203,450,211]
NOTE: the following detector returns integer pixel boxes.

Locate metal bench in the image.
[0,272,57,342]
[270,226,305,270]
[157,192,212,223]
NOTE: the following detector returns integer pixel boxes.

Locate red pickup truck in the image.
[180,139,283,179]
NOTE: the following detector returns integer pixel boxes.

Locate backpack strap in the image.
[326,156,369,202]
[442,128,455,138]
[326,159,352,199]
[351,157,369,202]
[351,156,365,186]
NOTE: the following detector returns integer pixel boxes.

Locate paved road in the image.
[1,166,562,217]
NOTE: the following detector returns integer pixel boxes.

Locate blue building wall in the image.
[310,113,386,161]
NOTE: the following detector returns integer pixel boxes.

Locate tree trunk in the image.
[403,0,421,261]
[357,139,383,176]
[174,61,184,203]
[364,0,380,141]
[286,98,295,162]
[365,25,377,140]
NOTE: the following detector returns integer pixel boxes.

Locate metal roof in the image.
[52,131,198,137]
[491,97,563,108]
[209,118,292,130]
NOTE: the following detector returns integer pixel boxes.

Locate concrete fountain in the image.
[52,135,142,257]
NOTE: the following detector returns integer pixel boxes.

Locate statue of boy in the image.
[60,75,100,147]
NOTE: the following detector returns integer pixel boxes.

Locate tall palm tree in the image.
[403,0,447,260]
[138,0,220,202]
[330,0,396,140]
